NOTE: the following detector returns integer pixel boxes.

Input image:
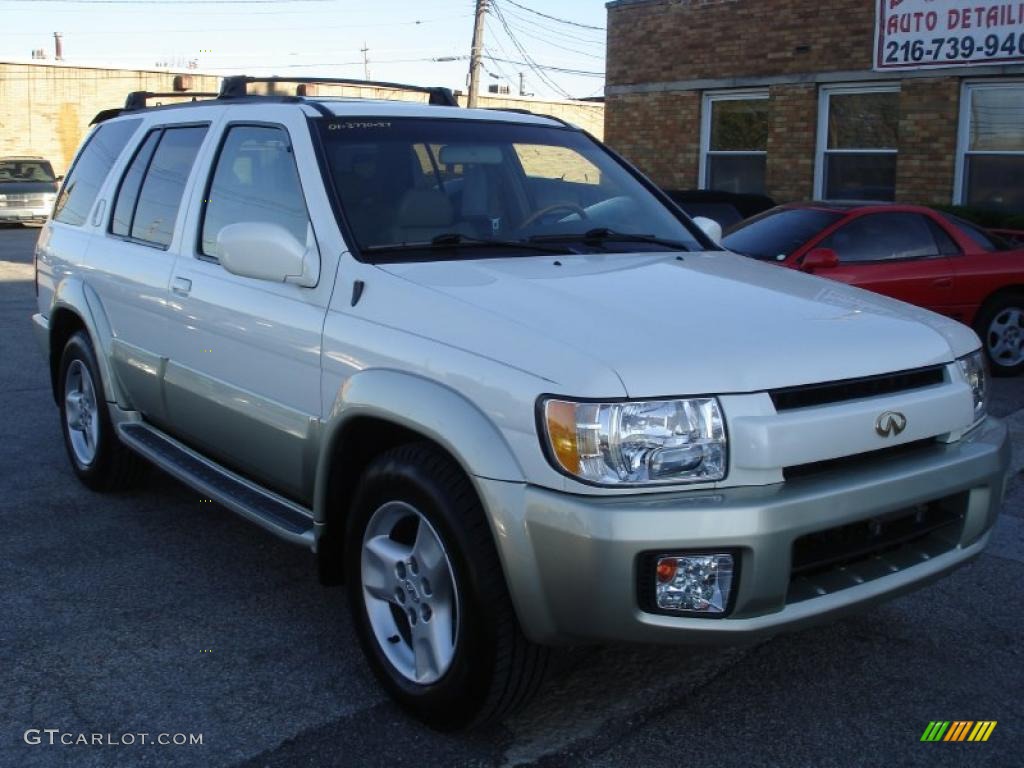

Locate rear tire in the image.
[974,293,1024,376]
[57,331,144,491]
[344,443,548,730]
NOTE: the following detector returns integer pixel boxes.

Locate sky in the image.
[0,0,607,100]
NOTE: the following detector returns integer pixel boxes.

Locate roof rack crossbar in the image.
[124,91,219,111]
[218,75,459,107]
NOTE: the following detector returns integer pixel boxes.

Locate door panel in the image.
[86,121,211,422]
[162,117,332,503]
[816,212,956,315]
[161,266,325,500]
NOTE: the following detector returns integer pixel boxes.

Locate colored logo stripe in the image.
[921,722,949,741]
[920,721,996,742]
[944,721,972,741]
[968,721,997,742]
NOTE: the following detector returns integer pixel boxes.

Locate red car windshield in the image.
[723,208,843,261]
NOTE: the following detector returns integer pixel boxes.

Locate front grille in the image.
[783,438,937,481]
[787,494,966,604]
[0,194,46,208]
[770,366,945,411]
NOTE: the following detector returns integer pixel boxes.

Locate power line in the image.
[484,55,603,78]
[502,19,605,60]
[0,57,463,80]
[501,7,606,46]
[490,1,572,98]
[2,15,474,35]
[501,0,604,32]
[482,19,522,92]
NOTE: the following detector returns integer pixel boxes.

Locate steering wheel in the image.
[518,202,589,230]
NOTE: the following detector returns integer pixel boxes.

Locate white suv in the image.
[32,76,1010,729]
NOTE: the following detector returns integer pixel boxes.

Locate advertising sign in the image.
[875,0,1024,70]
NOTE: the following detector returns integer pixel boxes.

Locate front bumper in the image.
[479,417,1010,645]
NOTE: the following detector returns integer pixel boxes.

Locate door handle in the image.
[932,277,953,288]
[171,277,192,297]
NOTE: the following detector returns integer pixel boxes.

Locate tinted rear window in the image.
[54,120,141,226]
[722,208,844,260]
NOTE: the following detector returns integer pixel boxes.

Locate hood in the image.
[0,181,57,195]
[375,250,979,398]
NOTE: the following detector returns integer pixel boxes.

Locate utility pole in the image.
[467,0,488,108]
[361,42,371,81]
[519,71,525,97]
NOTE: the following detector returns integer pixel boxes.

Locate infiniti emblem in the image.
[875,411,907,437]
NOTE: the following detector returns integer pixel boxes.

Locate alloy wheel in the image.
[64,359,100,466]
[986,307,1024,368]
[361,500,460,685]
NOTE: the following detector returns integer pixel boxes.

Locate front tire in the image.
[345,443,548,730]
[975,293,1024,376]
[57,331,143,490]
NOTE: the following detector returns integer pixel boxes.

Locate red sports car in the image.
[722,202,1024,375]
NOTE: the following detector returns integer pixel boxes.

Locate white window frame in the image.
[814,83,900,201]
[699,89,769,191]
[954,79,1024,206]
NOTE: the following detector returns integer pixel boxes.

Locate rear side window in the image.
[926,218,961,256]
[111,130,161,237]
[54,119,141,226]
[821,213,941,263]
[938,213,1012,252]
[123,126,208,248]
[200,125,309,258]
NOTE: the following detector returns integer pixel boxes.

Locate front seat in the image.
[389,188,466,244]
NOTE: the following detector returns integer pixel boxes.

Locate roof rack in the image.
[123,91,220,111]
[218,75,459,107]
[89,76,462,125]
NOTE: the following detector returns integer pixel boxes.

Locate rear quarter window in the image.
[54,119,141,226]
[939,212,1014,252]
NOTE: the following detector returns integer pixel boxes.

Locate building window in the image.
[699,91,768,194]
[816,85,899,201]
[956,82,1024,214]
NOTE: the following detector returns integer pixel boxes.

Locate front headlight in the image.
[957,350,988,424]
[541,397,727,486]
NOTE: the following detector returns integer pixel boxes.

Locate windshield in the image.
[0,159,56,184]
[722,207,844,260]
[317,118,703,259]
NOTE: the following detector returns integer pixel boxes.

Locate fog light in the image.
[654,554,733,613]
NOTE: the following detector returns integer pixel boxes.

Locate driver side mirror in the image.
[217,222,320,287]
[692,216,722,246]
[801,247,839,272]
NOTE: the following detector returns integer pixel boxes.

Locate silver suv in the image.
[32,76,1010,729]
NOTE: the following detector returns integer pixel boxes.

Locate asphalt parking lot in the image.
[1,224,1022,767]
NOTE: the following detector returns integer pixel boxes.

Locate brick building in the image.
[0,61,604,175]
[604,0,1024,213]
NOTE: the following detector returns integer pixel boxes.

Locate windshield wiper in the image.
[363,232,571,256]
[530,228,690,251]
